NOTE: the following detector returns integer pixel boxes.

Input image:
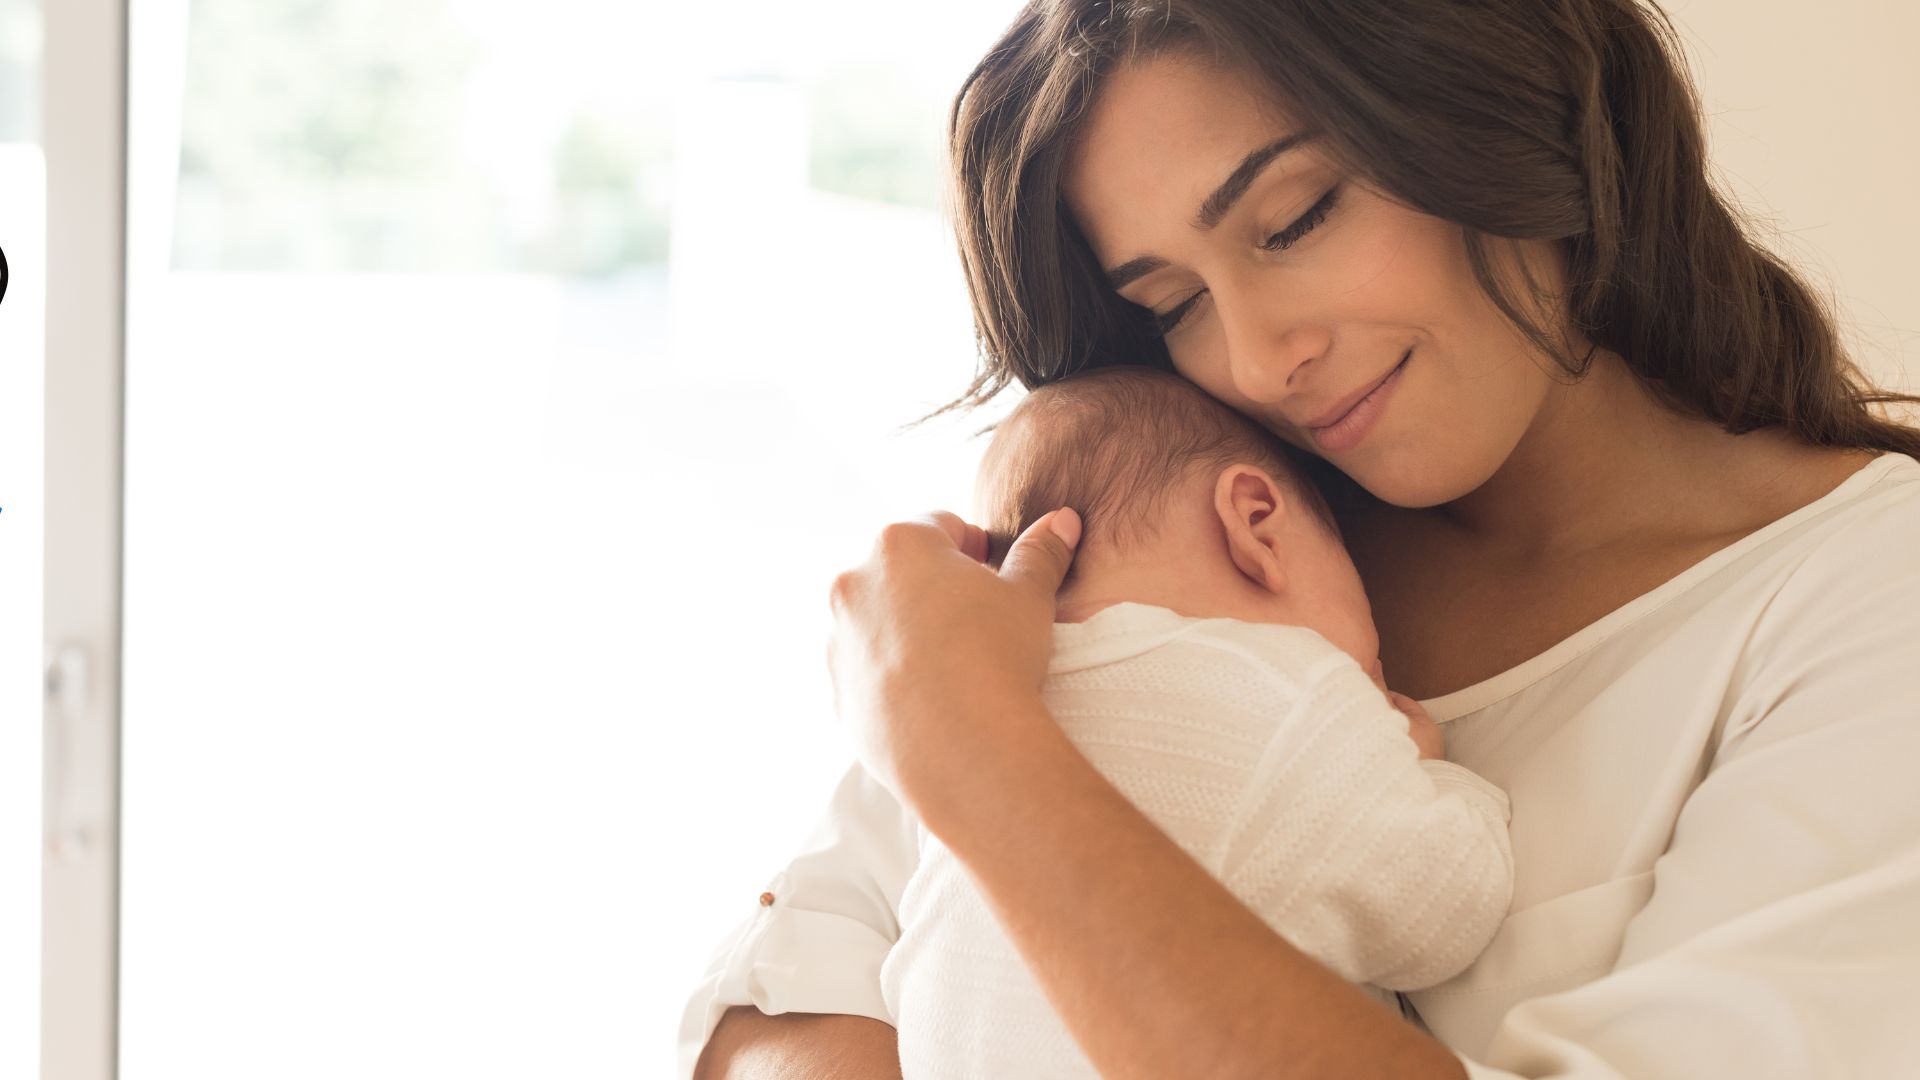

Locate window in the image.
[119,2,1024,1075]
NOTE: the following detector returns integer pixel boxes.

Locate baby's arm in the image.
[1209,650,1513,994]
[1387,689,1445,761]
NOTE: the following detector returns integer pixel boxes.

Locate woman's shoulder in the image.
[1775,450,1920,568]
[1689,452,1920,787]
[1735,450,1920,667]
[1678,448,1919,634]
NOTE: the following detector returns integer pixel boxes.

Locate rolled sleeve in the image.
[676,762,920,1079]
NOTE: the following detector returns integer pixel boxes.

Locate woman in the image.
[685,1,1920,1076]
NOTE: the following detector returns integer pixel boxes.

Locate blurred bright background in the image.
[119,1,1029,1076]
[0,0,1914,1077]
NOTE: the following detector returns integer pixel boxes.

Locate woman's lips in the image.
[1307,349,1412,454]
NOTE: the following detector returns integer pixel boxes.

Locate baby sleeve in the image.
[675,761,919,1080]
[1208,648,1515,993]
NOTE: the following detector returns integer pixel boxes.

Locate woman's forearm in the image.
[693,1007,903,1080]
[905,690,1468,1080]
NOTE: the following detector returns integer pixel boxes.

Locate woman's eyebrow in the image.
[1104,132,1318,290]
[1106,255,1169,291]
[1195,132,1315,230]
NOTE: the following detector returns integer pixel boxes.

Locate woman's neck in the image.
[1432,349,1862,561]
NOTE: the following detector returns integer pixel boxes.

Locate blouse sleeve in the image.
[1456,491,1920,1078]
[675,761,920,1080]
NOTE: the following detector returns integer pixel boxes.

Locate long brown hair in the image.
[933,0,1920,463]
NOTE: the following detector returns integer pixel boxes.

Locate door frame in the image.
[42,2,128,1078]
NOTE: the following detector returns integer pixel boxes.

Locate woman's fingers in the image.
[831,512,988,622]
[960,522,991,564]
[902,510,969,553]
[823,506,1081,805]
[999,507,1080,595]
[859,512,992,573]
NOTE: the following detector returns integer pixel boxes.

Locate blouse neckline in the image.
[1418,451,1918,722]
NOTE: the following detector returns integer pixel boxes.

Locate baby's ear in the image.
[1214,464,1289,594]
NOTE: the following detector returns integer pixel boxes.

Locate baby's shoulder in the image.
[1156,618,1367,698]
[1042,621,1364,747]
[1048,603,1373,701]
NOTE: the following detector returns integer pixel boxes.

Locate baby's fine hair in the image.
[977,366,1337,572]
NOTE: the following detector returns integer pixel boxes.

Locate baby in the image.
[878,366,1514,1080]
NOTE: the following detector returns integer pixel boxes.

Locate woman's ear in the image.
[1213,464,1290,594]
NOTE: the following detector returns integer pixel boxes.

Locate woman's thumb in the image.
[1000,507,1080,595]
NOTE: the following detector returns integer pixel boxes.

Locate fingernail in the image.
[1048,507,1081,547]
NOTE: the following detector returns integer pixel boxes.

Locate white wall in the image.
[1670,0,1920,395]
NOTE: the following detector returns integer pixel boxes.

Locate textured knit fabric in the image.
[877,605,1514,1080]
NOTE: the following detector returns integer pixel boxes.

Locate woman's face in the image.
[1062,50,1573,508]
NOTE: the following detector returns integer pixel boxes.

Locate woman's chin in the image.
[1341,448,1491,510]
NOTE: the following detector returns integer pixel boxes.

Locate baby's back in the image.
[880,603,1513,1080]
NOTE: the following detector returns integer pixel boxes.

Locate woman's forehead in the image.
[1063,52,1308,244]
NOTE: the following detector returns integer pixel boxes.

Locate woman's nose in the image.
[1219,296,1329,405]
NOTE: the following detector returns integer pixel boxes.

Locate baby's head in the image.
[976,366,1380,673]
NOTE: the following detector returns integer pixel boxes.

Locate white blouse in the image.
[678,451,1920,1080]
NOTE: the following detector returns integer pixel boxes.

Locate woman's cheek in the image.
[1406,353,1550,505]
[1168,331,1239,410]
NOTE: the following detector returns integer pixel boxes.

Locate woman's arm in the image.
[826,510,1467,1079]
[694,1008,902,1080]
[676,764,919,1080]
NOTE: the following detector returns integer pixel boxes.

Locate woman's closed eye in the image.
[1151,291,1208,335]
[1261,184,1342,253]
[1144,184,1345,336]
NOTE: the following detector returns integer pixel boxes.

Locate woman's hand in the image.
[825,507,1081,811]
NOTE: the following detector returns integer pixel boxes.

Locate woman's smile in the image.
[1306,348,1412,453]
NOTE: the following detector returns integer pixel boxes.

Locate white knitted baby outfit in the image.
[878,602,1514,1080]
